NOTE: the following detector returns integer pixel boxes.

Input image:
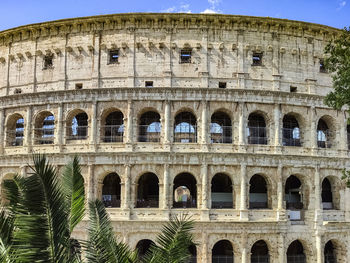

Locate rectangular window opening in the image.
[219,82,227,89]
[290,86,297,93]
[75,83,83,90]
[43,55,53,70]
[145,81,154,87]
[109,49,119,64]
[252,52,263,66]
[180,49,192,64]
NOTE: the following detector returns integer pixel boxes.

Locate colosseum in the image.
[0,12,349,263]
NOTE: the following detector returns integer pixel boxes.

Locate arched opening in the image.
[34,112,55,145]
[67,112,88,140]
[174,111,197,143]
[282,115,301,147]
[210,111,232,144]
[138,111,161,142]
[249,174,268,209]
[136,239,155,259]
[189,244,197,263]
[247,113,267,145]
[324,240,337,263]
[212,240,233,263]
[251,240,269,263]
[102,110,124,143]
[6,114,24,146]
[285,175,303,210]
[102,173,121,208]
[136,173,159,208]
[317,119,331,148]
[287,240,306,263]
[322,178,333,210]
[211,174,233,208]
[173,173,197,208]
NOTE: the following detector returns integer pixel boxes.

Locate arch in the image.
[34,111,55,145]
[249,174,268,209]
[138,111,161,142]
[102,173,121,208]
[285,175,303,210]
[322,177,333,210]
[174,111,197,143]
[212,240,233,263]
[282,114,301,147]
[251,240,270,263]
[173,173,197,208]
[6,113,24,146]
[211,173,233,208]
[101,110,124,143]
[287,240,306,263]
[247,112,267,145]
[317,116,335,148]
[210,111,232,144]
[136,239,155,259]
[136,173,159,208]
[66,110,88,140]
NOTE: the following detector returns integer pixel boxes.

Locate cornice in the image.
[0,13,342,46]
[0,87,329,109]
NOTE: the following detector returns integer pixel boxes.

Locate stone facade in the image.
[0,13,349,262]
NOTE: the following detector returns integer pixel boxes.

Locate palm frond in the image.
[142,214,195,263]
[0,209,14,263]
[85,199,134,263]
[62,155,85,233]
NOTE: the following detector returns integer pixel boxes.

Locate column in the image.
[127,28,136,88]
[201,232,208,263]
[277,165,283,210]
[162,164,169,209]
[314,165,322,221]
[163,31,172,87]
[57,103,63,146]
[126,100,133,145]
[0,109,4,154]
[237,30,246,89]
[25,106,32,149]
[123,164,131,210]
[91,32,100,88]
[90,101,97,146]
[241,234,248,263]
[310,106,317,149]
[278,233,286,263]
[201,163,208,209]
[164,101,171,144]
[200,28,209,88]
[315,231,322,263]
[339,112,347,151]
[87,164,95,201]
[201,101,208,145]
[238,102,245,145]
[274,103,281,147]
[240,164,247,210]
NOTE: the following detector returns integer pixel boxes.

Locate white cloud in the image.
[161,3,192,13]
[208,0,221,5]
[201,8,219,14]
[337,0,346,10]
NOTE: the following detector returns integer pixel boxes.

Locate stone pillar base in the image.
[201,209,210,221]
[240,210,249,221]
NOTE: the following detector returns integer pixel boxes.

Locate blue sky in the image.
[0,0,349,31]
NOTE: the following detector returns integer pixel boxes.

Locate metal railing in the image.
[101,125,124,143]
[136,199,159,208]
[282,128,301,146]
[102,195,121,208]
[212,255,234,263]
[66,126,88,140]
[7,130,23,146]
[286,254,306,263]
[249,202,268,209]
[174,132,197,143]
[317,130,332,148]
[247,127,267,145]
[251,255,269,263]
[34,128,55,144]
[210,126,232,144]
[173,200,197,208]
[211,201,234,209]
[138,125,161,142]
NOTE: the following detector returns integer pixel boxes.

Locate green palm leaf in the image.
[142,214,194,263]
[85,199,135,263]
